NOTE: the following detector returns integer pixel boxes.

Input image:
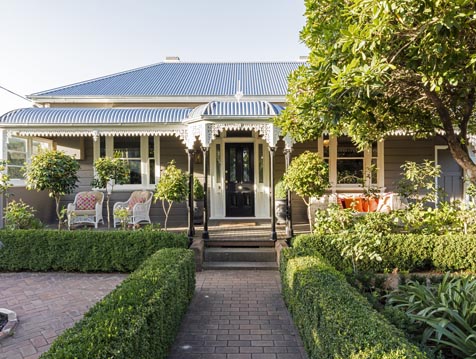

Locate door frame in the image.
[209,134,270,219]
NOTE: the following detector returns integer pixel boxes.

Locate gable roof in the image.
[29,62,303,99]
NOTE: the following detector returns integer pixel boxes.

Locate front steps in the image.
[202,246,278,270]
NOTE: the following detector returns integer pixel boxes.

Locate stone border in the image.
[0,308,18,340]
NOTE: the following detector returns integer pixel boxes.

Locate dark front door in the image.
[225,143,255,217]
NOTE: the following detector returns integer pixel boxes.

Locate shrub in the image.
[92,157,130,228]
[4,200,43,230]
[387,273,476,358]
[193,177,204,201]
[40,248,195,359]
[154,160,188,230]
[24,150,80,229]
[0,230,189,272]
[280,248,427,359]
[293,233,476,273]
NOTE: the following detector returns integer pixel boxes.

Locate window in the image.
[97,135,159,188]
[114,137,141,185]
[336,136,364,185]
[7,137,27,179]
[320,135,383,189]
[6,137,51,180]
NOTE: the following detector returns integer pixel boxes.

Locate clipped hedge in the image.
[293,233,476,273]
[0,230,189,272]
[40,248,195,359]
[280,248,428,359]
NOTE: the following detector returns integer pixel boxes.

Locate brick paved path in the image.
[169,270,308,359]
[0,272,126,359]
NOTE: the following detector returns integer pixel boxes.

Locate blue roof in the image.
[30,62,303,98]
[0,101,283,126]
[0,107,192,125]
[190,101,283,118]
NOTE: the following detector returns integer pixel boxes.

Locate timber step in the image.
[202,261,278,270]
[205,240,275,248]
[204,247,276,262]
[203,247,278,270]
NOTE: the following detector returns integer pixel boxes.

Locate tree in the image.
[92,157,129,228]
[154,160,188,231]
[282,151,329,231]
[24,150,79,229]
[277,0,476,182]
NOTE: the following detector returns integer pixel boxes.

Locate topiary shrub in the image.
[280,248,428,359]
[40,248,195,359]
[0,230,189,272]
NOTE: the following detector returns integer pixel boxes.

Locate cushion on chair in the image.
[76,192,97,210]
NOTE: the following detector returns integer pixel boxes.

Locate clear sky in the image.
[0,0,307,115]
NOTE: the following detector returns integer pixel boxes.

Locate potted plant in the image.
[275,180,287,224]
[283,151,329,232]
[193,177,205,224]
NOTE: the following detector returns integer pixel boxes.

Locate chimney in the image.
[165,56,181,62]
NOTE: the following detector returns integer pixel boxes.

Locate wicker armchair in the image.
[113,191,153,228]
[67,191,104,229]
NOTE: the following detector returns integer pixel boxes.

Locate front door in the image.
[225,143,255,217]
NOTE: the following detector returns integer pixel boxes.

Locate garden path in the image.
[169,270,308,359]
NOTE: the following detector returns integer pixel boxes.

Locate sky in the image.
[0,0,308,115]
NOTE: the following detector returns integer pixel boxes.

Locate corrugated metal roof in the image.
[190,101,284,118]
[30,62,304,97]
[0,107,191,125]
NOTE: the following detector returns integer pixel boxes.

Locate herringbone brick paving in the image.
[168,270,308,359]
[0,272,126,359]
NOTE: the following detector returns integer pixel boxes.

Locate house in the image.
[0,58,467,237]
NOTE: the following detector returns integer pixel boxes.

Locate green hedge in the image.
[293,233,476,273]
[280,248,428,359]
[0,230,189,272]
[40,248,195,359]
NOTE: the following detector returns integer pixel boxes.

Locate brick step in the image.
[202,261,278,270]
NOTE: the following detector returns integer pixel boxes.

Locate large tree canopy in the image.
[278,0,476,181]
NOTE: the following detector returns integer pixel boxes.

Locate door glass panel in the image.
[216,144,221,183]
[258,144,264,183]
[229,147,236,182]
[243,147,250,182]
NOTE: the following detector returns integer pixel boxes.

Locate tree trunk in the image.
[445,134,476,184]
[55,195,61,230]
[106,194,111,229]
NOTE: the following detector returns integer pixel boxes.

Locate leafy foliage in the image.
[293,232,476,274]
[154,160,188,230]
[283,151,329,205]
[278,0,476,182]
[275,180,287,200]
[0,160,12,198]
[397,161,442,204]
[193,177,204,201]
[387,274,476,358]
[24,150,79,229]
[0,230,189,272]
[113,206,130,230]
[40,248,195,359]
[280,249,428,359]
[92,157,130,228]
[4,200,43,230]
